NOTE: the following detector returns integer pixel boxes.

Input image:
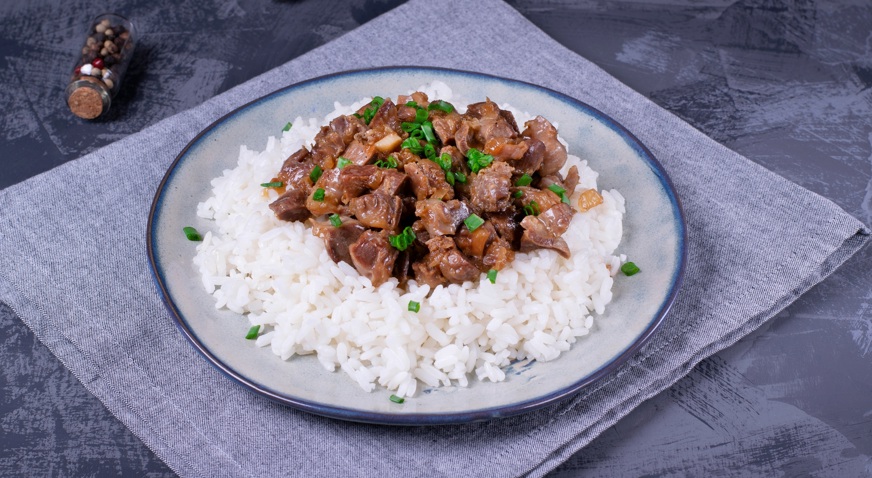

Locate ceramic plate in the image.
[147,67,685,425]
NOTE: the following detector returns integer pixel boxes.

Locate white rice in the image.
[194,81,626,397]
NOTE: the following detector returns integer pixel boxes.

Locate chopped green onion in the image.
[389,394,405,404]
[183,226,202,241]
[513,190,523,198]
[546,184,571,204]
[401,121,420,133]
[446,171,455,186]
[421,121,436,143]
[466,148,494,173]
[260,181,284,188]
[375,155,398,169]
[409,129,425,139]
[423,143,437,160]
[329,213,342,227]
[523,201,541,216]
[621,262,640,276]
[309,165,323,183]
[336,157,351,169]
[464,214,484,232]
[405,100,418,107]
[362,96,385,124]
[414,108,428,123]
[547,183,566,195]
[428,100,455,114]
[435,152,452,171]
[487,269,498,283]
[454,172,467,183]
[245,325,260,340]
[282,122,292,132]
[408,301,420,313]
[389,226,417,251]
[313,188,325,202]
[515,174,533,187]
[401,137,424,155]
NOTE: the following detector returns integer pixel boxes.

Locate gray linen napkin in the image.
[1,0,868,476]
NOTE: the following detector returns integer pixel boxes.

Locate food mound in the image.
[194,83,626,397]
[267,92,587,288]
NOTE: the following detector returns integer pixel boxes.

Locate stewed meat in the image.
[422,236,479,284]
[368,98,401,134]
[269,189,310,222]
[312,217,365,265]
[267,92,588,287]
[519,203,574,258]
[306,167,344,216]
[405,159,454,201]
[513,138,545,175]
[349,192,402,231]
[522,116,567,176]
[483,137,528,162]
[431,109,462,145]
[277,148,315,188]
[416,199,470,237]
[338,164,382,201]
[349,230,398,286]
[469,161,513,213]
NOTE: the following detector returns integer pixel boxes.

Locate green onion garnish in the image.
[183,226,202,241]
[513,190,523,198]
[375,155,398,169]
[362,96,385,124]
[389,394,405,404]
[401,121,420,133]
[260,181,284,188]
[405,101,418,107]
[428,100,455,114]
[414,108,428,123]
[446,171,455,186]
[547,184,571,204]
[336,157,351,169]
[313,188,325,202]
[401,137,424,155]
[282,122,292,132]
[464,214,484,232]
[487,269,498,284]
[547,184,566,195]
[466,148,494,173]
[329,214,342,227]
[309,165,323,183]
[515,174,533,187]
[435,153,452,171]
[389,226,417,251]
[454,172,467,184]
[421,121,436,143]
[408,301,420,313]
[621,262,640,276]
[423,143,437,161]
[523,201,540,216]
[245,325,260,340]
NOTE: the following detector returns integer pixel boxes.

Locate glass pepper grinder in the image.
[65,14,136,119]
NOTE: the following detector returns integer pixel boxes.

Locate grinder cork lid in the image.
[66,79,111,119]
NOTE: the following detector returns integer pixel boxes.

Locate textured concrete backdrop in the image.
[1,0,871,476]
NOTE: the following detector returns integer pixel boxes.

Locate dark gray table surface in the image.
[2,0,871,476]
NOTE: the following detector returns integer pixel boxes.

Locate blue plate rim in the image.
[146,66,687,425]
